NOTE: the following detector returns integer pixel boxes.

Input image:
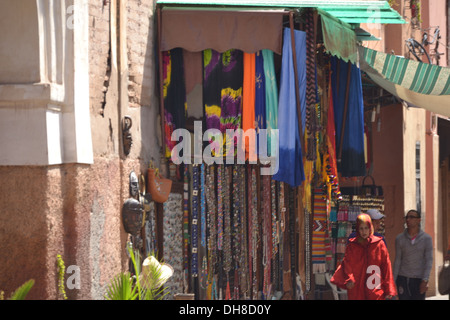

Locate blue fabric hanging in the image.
[330,56,366,177]
[255,51,266,155]
[273,28,306,187]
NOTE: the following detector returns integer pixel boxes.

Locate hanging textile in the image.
[191,164,200,279]
[163,48,187,158]
[242,52,256,159]
[255,51,266,155]
[272,28,306,187]
[359,46,450,117]
[312,188,327,273]
[203,49,243,156]
[183,50,203,121]
[205,164,217,297]
[238,165,250,298]
[318,9,358,64]
[204,49,222,132]
[163,193,184,299]
[330,56,366,177]
[324,75,341,199]
[183,165,190,292]
[262,49,279,157]
[305,9,318,161]
[262,174,272,298]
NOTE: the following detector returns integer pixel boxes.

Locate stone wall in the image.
[0,0,160,299]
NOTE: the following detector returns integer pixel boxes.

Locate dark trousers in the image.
[396,275,426,300]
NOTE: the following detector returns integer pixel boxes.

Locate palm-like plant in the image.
[105,272,138,300]
[1,279,35,300]
[105,245,173,300]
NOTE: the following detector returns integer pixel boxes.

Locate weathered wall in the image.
[0,0,159,299]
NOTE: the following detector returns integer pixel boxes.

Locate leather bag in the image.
[438,262,450,295]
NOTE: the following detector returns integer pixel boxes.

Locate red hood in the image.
[348,234,383,245]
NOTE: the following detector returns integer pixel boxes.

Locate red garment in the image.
[331,235,397,300]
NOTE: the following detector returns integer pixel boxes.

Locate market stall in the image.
[124,0,405,300]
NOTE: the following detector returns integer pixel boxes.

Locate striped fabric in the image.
[362,47,450,96]
[312,188,328,273]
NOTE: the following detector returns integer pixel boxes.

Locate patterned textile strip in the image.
[239,165,249,298]
[223,166,232,283]
[251,166,259,299]
[305,9,318,161]
[278,182,286,292]
[312,188,327,273]
[247,165,254,298]
[183,165,190,292]
[200,163,207,290]
[232,165,244,298]
[304,207,312,293]
[217,164,223,250]
[163,193,184,299]
[262,174,272,299]
[206,164,217,285]
[201,163,206,247]
[191,164,199,278]
[203,49,243,156]
[288,186,296,298]
[271,179,278,292]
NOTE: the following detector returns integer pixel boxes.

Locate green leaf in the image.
[105,272,138,300]
[9,279,35,300]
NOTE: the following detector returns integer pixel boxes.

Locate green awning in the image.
[157,0,405,24]
[359,46,450,117]
[319,1,405,25]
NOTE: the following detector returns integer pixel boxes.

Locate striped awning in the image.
[359,46,450,117]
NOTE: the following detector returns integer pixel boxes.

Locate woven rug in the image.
[312,188,327,273]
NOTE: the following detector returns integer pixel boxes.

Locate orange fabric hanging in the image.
[242,52,256,161]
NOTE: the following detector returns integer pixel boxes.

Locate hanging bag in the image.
[360,175,383,197]
[147,163,172,203]
[438,261,450,295]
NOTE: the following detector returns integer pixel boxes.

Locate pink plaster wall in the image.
[0,159,140,299]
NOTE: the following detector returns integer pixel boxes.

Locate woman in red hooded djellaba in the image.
[331,213,397,300]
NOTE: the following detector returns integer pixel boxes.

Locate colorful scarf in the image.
[324,74,341,199]
[163,48,187,158]
[262,49,279,157]
[242,52,256,159]
[273,28,306,187]
[330,56,366,177]
[203,49,243,156]
[255,51,266,155]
